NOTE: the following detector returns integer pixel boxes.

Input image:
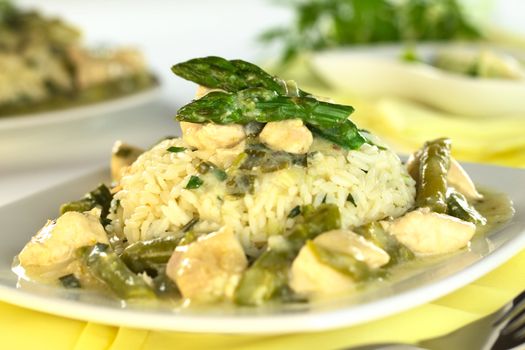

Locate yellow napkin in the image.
[2,249,524,350]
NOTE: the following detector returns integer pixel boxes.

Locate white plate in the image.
[0,163,524,334]
[0,87,162,131]
[310,43,525,118]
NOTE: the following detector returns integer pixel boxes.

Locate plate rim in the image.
[0,86,162,131]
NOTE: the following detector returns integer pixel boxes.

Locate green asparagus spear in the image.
[120,236,181,274]
[446,190,487,225]
[308,241,381,281]
[60,184,113,224]
[234,203,340,306]
[79,243,155,300]
[415,138,451,213]
[233,250,292,306]
[354,222,414,266]
[171,56,307,97]
[176,88,365,150]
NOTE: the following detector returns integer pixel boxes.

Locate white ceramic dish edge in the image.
[0,87,162,131]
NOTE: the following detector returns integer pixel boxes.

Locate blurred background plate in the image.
[0,85,161,131]
[311,43,525,118]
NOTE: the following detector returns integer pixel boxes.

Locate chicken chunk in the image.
[406,154,482,201]
[315,230,390,269]
[290,243,356,296]
[180,122,246,151]
[194,140,246,169]
[259,119,313,154]
[290,230,389,296]
[111,140,144,182]
[384,208,476,256]
[18,211,109,273]
[448,159,483,201]
[166,226,247,302]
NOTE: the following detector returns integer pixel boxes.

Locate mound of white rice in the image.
[109,137,415,256]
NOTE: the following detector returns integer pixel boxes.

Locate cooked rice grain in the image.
[109,138,416,255]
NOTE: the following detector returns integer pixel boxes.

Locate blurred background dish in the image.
[0,0,157,119]
[310,42,525,117]
[0,87,160,130]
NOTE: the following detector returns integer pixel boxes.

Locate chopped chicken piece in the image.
[406,155,482,201]
[180,122,246,151]
[315,230,390,269]
[194,140,246,169]
[18,211,109,272]
[166,226,247,302]
[290,242,356,296]
[259,119,313,154]
[111,140,144,182]
[384,208,476,255]
[290,230,389,296]
[448,159,483,201]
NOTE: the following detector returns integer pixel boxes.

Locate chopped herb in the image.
[240,141,308,173]
[226,173,256,196]
[181,217,199,232]
[167,146,186,153]
[59,274,81,289]
[347,193,356,207]
[288,205,301,218]
[321,194,327,204]
[186,175,203,189]
[212,168,227,181]
[196,161,212,174]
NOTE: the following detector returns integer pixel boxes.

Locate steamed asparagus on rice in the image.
[16,57,497,305]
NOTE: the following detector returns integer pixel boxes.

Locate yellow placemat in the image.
[2,248,524,350]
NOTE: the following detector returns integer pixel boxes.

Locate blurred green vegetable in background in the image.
[262,0,482,63]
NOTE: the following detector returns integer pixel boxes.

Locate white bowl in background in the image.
[311,43,525,118]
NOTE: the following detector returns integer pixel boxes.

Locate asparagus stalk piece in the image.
[120,236,181,274]
[446,189,487,225]
[307,241,379,281]
[171,56,307,97]
[79,243,156,300]
[60,184,113,224]
[415,138,452,213]
[354,222,414,266]
[176,88,366,150]
[234,204,341,306]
